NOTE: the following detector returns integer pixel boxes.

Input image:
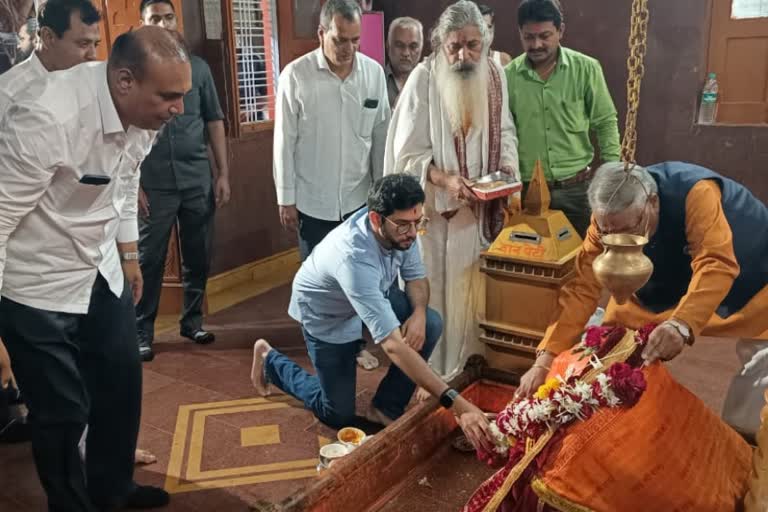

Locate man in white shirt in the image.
[0,0,101,445]
[0,26,191,512]
[0,0,101,116]
[273,0,390,262]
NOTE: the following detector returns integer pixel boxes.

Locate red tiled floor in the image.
[141,381,234,434]
[143,368,181,395]
[666,336,741,415]
[0,442,47,510]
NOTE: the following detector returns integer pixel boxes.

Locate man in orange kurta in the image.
[517,161,768,398]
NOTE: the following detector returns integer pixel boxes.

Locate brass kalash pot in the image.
[591,168,654,304]
[592,233,653,304]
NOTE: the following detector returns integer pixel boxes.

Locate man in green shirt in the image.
[506,0,620,236]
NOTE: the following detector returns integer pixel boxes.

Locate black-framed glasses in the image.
[383,215,429,235]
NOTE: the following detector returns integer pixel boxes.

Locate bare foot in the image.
[415,387,431,402]
[251,339,272,396]
[356,349,379,370]
[135,448,157,465]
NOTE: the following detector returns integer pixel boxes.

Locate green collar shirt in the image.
[506,47,620,182]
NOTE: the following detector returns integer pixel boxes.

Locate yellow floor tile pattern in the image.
[240,425,281,447]
[164,396,322,494]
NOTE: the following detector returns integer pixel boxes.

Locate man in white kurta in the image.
[384,0,519,379]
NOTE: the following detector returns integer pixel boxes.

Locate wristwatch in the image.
[120,251,140,262]
[666,319,694,346]
[439,388,460,409]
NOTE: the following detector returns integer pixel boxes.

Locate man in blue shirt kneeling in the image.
[251,174,493,450]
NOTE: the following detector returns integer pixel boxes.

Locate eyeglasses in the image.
[383,215,429,235]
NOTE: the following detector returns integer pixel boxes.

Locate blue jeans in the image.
[264,287,443,428]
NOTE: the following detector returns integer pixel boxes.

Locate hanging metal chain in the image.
[621,0,650,168]
[603,0,652,226]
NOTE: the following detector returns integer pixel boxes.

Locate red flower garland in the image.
[605,362,647,406]
[466,323,658,512]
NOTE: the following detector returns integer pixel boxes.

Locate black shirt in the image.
[140,55,225,191]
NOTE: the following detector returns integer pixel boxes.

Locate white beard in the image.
[434,50,489,136]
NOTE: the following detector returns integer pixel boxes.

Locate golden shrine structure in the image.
[479,161,582,371]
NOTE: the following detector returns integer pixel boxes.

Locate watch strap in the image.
[439,388,459,409]
[667,319,694,346]
[120,251,140,262]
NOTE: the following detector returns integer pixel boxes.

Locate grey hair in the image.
[387,16,423,45]
[430,0,490,54]
[587,162,658,213]
[319,0,362,30]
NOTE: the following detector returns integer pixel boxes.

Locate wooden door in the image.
[96,15,110,60]
[101,0,184,40]
[276,0,323,68]
[707,0,768,123]
[95,0,185,59]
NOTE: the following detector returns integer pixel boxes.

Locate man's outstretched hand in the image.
[454,398,495,453]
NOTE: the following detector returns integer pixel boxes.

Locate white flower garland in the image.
[493,365,626,456]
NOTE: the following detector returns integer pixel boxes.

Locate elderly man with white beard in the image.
[384,0,520,380]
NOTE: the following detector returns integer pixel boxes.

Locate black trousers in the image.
[0,274,142,511]
[298,206,364,261]
[136,186,215,343]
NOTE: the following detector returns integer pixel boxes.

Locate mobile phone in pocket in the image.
[79,174,111,186]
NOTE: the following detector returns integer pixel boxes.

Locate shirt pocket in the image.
[560,98,589,133]
[357,105,378,139]
[54,175,113,215]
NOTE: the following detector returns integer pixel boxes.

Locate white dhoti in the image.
[421,203,487,379]
[384,55,519,378]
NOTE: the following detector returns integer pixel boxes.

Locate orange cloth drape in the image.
[533,351,752,512]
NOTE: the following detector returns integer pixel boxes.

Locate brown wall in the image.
[183,0,768,274]
[375,0,768,202]
[182,1,295,275]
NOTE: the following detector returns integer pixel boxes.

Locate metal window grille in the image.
[232,0,278,125]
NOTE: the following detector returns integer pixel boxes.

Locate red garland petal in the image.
[583,326,603,349]
[635,323,658,345]
[596,326,627,358]
[606,363,647,406]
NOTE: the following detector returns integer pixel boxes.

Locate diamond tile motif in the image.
[164,396,321,493]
